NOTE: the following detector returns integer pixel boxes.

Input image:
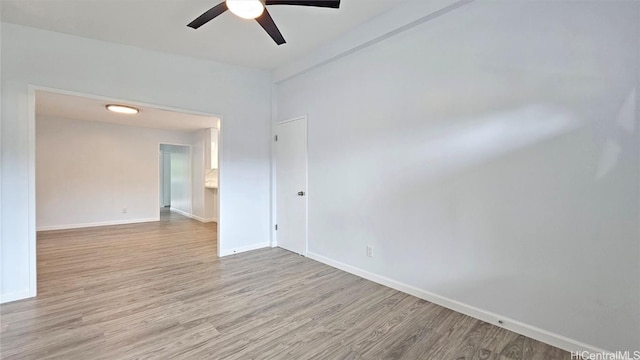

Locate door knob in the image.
[297,191,305,196]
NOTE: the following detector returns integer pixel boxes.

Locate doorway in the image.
[275,116,308,255]
[161,150,171,207]
[159,144,192,217]
[31,87,222,298]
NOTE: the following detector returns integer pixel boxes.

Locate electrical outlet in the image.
[122,207,127,214]
[366,245,373,258]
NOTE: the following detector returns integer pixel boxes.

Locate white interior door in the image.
[276,117,307,255]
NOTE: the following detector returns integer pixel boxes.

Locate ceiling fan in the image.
[188,0,341,45]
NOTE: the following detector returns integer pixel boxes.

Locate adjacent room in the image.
[35,90,220,232]
[1,0,638,359]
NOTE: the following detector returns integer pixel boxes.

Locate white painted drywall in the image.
[210,128,219,170]
[204,128,219,221]
[273,0,465,83]
[190,128,218,222]
[0,8,3,301]
[205,187,218,222]
[275,0,640,352]
[170,146,191,216]
[190,130,206,220]
[1,23,271,302]
[36,117,192,230]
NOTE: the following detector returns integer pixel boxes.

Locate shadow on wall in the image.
[332,103,583,194]
[596,88,637,180]
[330,87,637,194]
[398,86,637,184]
[409,104,582,180]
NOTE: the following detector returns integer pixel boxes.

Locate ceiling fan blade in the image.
[255,8,286,45]
[187,2,228,29]
[265,0,340,8]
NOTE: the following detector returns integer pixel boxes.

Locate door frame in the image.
[27,84,223,299]
[158,143,193,218]
[160,149,171,207]
[271,115,309,255]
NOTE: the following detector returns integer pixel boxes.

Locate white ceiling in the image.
[0,0,404,69]
[36,90,219,132]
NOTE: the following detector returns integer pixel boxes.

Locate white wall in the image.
[205,187,218,222]
[190,130,206,220]
[0,9,3,296]
[275,0,640,353]
[205,128,219,221]
[190,129,217,222]
[1,23,271,302]
[36,117,192,230]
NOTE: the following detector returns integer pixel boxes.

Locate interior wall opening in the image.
[34,88,221,294]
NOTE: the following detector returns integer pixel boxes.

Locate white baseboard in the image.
[169,208,191,217]
[170,208,216,223]
[191,214,217,223]
[306,252,608,355]
[0,290,31,304]
[220,242,270,257]
[37,217,160,231]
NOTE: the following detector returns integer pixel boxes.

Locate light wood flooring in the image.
[1,210,571,359]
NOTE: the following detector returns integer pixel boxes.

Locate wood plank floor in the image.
[1,210,571,360]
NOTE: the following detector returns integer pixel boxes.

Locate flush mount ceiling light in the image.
[226,0,265,19]
[106,104,139,115]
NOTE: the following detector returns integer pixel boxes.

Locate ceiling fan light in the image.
[226,0,265,20]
